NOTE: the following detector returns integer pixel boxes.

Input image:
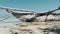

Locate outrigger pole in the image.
[0,6,36,12]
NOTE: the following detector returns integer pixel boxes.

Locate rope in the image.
[0,14,9,18]
[0,15,11,22]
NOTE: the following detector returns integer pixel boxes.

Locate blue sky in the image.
[0,0,60,10]
[0,0,60,22]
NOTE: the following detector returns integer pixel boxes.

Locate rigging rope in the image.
[0,14,9,18]
[0,15,11,22]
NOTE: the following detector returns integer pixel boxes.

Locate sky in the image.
[0,0,60,10]
[0,0,60,22]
